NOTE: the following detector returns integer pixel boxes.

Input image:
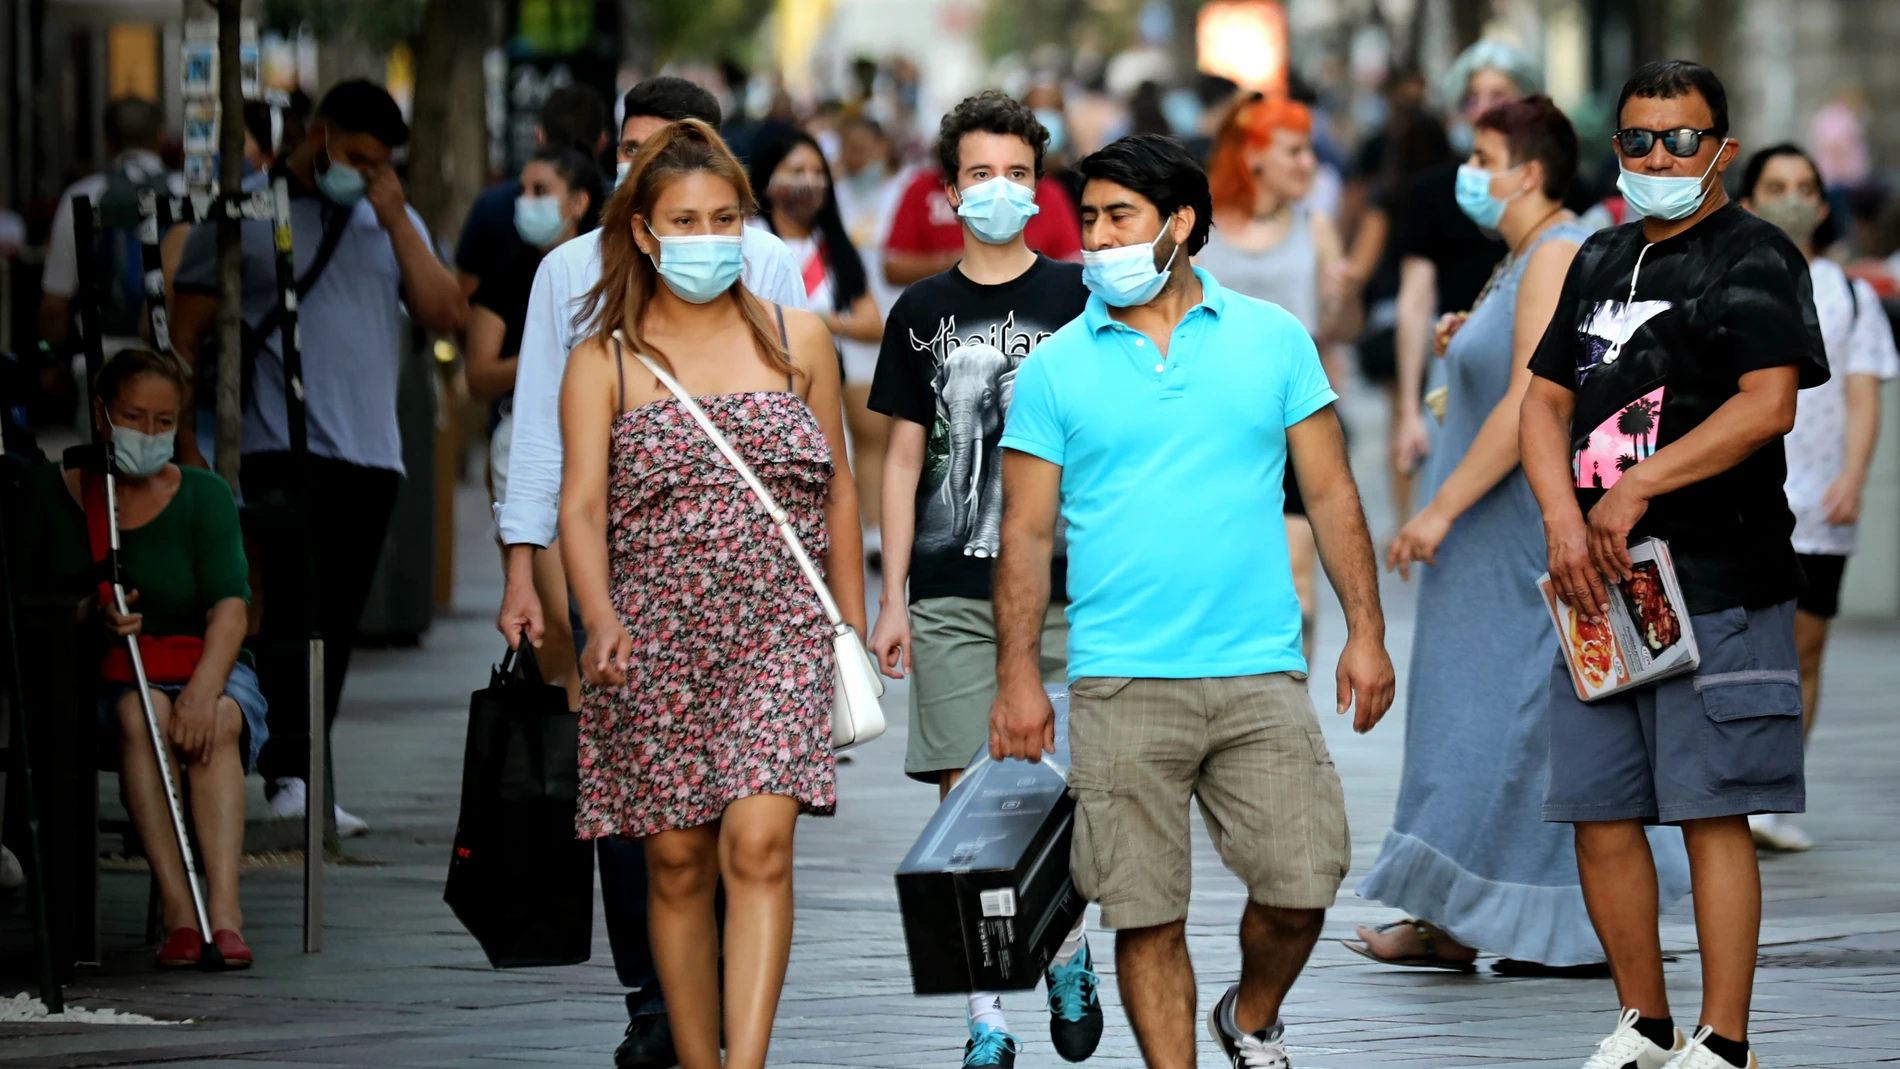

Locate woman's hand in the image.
[1392,411,1431,475]
[168,685,223,762]
[869,604,911,680]
[1432,311,1469,357]
[1386,505,1453,581]
[104,589,143,637]
[1823,474,1863,526]
[580,618,634,687]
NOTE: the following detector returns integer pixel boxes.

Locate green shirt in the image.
[24,462,251,643]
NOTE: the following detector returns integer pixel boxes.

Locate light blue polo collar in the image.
[1083,266,1228,334]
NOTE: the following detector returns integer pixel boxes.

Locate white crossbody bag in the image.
[615,333,887,751]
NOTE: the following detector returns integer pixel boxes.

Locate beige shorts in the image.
[1066,673,1350,930]
[905,596,1067,782]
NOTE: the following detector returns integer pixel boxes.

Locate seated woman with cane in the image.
[22,347,265,970]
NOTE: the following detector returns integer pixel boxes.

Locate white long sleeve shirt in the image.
[496,225,806,548]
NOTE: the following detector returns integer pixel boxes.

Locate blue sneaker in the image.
[963,1022,1020,1068]
[1045,942,1105,1062]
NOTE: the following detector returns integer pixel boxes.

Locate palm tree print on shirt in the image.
[1574,387,1665,489]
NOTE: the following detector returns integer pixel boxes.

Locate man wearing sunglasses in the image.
[1520,61,1827,1069]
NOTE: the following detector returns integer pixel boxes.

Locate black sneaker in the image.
[1207,984,1290,1068]
[614,1011,677,1069]
[1044,942,1105,1061]
[963,1023,1020,1068]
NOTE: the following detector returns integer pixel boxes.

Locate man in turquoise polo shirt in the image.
[989,134,1396,1069]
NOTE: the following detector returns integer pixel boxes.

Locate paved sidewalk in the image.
[5,405,1900,1067]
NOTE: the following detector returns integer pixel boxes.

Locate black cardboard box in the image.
[895,685,1086,994]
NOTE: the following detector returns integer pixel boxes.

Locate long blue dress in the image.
[1356,220,1691,965]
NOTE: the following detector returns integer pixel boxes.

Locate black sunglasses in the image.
[1614,127,1719,159]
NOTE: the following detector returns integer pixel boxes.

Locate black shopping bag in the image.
[445,642,594,967]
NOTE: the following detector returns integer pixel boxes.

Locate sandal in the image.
[1341,918,1478,973]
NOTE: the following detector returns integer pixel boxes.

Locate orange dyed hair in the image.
[1208,96,1312,214]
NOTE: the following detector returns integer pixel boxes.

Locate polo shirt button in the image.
[1134,338,1145,347]
[1154,364,1164,373]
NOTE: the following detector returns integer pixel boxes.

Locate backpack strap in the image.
[775,303,792,392]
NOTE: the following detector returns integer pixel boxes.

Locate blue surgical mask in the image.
[112,424,175,478]
[647,225,744,304]
[316,155,367,206]
[1454,162,1523,230]
[1616,138,1730,221]
[514,194,566,247]
[1081,225,1180,308]
[1035,108,1069,156]
[616,161,632,188]
[955,176,1040,245]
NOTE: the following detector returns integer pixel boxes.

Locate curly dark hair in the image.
[936,90,1048,182]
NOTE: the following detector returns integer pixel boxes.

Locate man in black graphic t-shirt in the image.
[1521,62,1826,1069]
[866,92,1100,1069]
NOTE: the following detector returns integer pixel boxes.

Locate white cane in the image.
[102,462,221,968]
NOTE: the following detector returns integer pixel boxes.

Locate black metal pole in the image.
[212,0,243,485]
[267,177,325,952]
[0,432,61,1014]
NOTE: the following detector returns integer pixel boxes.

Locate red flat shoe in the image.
[156,928,202,969]
[211,929,253,969]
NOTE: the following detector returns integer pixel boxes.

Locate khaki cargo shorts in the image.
[1066,673,1350,930]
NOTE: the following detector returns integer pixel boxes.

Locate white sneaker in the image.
[269,777,370,837]
[1582,1008,1682,1069]
[1748,813,1813,852]
[0,846,24,891]
[1663,1026,1757,1069]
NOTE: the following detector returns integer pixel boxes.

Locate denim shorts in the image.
[100,660,270,773]
[1544,600,1806,825]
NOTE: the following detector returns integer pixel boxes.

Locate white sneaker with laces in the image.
[1748,813,1812,852]
[1663,1026,1756,1069]
[268,777,371,837]
[0,845,24,891]
[1206,986,1291,1069]
[1582,1008,1681,1069]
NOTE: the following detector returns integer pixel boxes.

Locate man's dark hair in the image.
[936,90,1048,181]
[1616,60,1729,140]
[623,76,721,128]
[1075,134,1214,255]
[241,100,274,154]
[539,85,608,154]
[1474,94,1579,201]
[103,98,164,153]
[315,79,410,149]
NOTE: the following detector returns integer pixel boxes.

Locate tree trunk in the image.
[406,0,499,249]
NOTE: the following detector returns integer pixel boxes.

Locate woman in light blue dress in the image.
[1349,96,1690,972]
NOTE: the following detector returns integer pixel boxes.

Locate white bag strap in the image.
[613,332,848,631]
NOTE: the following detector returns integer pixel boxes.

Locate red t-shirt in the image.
[882,169,1082,261]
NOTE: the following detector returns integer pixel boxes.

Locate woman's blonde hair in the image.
[577,118,792,380]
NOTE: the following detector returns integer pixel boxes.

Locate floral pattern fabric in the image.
[577,390,837,840]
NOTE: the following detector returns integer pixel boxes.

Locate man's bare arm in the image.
[1286,406,1395,731]
[988,449,1062,760]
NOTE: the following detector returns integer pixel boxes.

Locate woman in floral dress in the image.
[559,118,866,1069]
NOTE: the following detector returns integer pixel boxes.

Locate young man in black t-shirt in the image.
[1521,63,1827,1069]
[866,92,1100,1069]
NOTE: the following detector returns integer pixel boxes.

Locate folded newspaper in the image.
[1537,537,1700,702]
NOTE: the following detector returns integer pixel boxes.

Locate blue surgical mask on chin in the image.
[647,224,745,304]
[955,176,1041,245]
[1454,162,1524,230]
[1081,225,1180,308]
[1617,138,1730,221]
[112,424,175,478]
[316,154,367,206]
[514,195,566,247]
